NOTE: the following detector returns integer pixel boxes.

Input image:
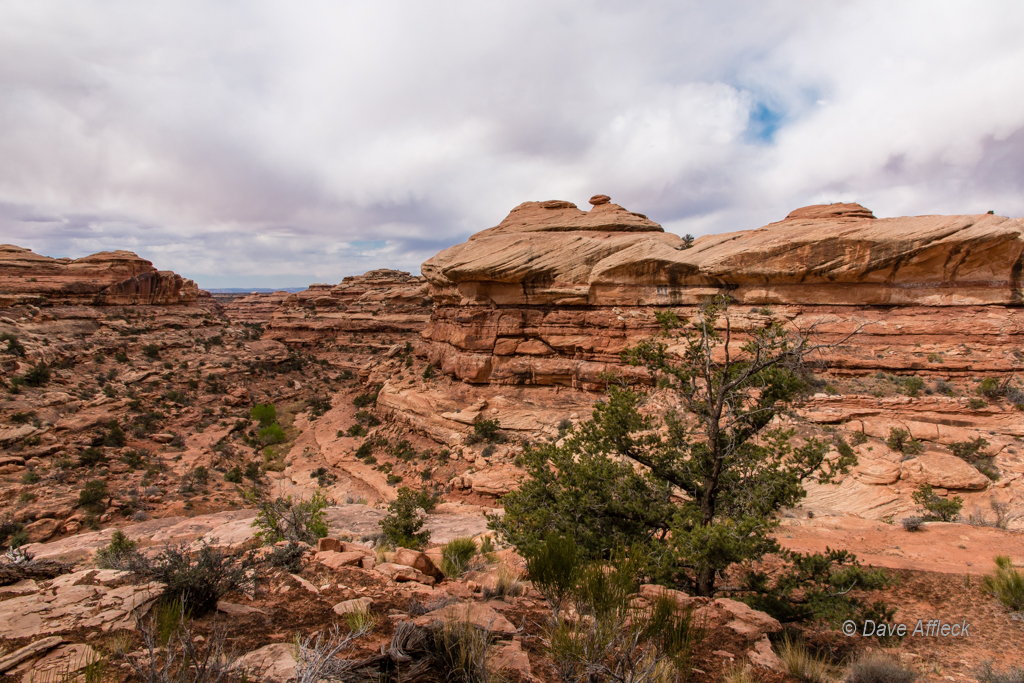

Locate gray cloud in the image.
[1,1,1023,287]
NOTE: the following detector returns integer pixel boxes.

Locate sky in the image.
[1,2,1023,289]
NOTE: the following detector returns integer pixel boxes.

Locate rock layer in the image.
[420,199,1024,387]
[0,245,200,307]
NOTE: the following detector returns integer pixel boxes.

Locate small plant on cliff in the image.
[379,487,437,549]
[353,387,381,408]
[466,418,503,445]
[886,427,923,456]
[21,362,51,387]
[898,376,925,397]
[79,479,109,512]
[142,343,161,359]
[250,402,277,426]
[978,377,1004,399]
[0,333,25,357]
[912,484,962,522]
[441,537,478,577]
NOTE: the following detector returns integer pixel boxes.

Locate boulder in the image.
[374,562,436,585]
[314,550,366,570]
[333,597,373,615]
[900,453,991,490]
[392,548,442,578]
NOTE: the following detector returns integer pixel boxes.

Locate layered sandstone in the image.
[0,245,201,307]
[421,198,1024,387]
[259,269,432,343]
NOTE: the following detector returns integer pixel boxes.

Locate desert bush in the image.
[379,487,436,549]
[251,490,330,545]
[441,537,477,577]
[0,518,26,549]
[912,484,963,522]
[550,554,701,683]
[969,397,987,409]
[391,439,416,461]
[899,376,925,397]
[96,529,143,570]
[386,474,403,485]
[267,541,308,573]
[934,379,956,396]
[525,533,581,619]
[778,635,834,683]
[20,469,40,484]
[344,607,377,636]
[951,436,990,461]
[223,467,243,483]
[978,377,1004,399]
[258,422,287,445]
[1,333,26,357]
[346,424,368,437]
[103,421,127,447]
[141,541,256,615]
[21,362,51,387]
[352,390,379,408]
[466,418,502,445]
[432,612,495,683]
[120,605,258,682]
[483,562,525,600]
[78,446,107,467]
[977,662,1024,683]
[142,343,161,359]
[901,517,924,532]
[982,555,1024,612]
[293,626,360,683]
[307,395,331,418]
[886,428,922,456]
[250,402,277,426]
[79,479,109,512]
[846,651,917,683]
[355,410,380,426]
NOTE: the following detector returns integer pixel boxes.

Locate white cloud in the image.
[0,1,1022,287]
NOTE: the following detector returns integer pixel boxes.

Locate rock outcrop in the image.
[420,198,1024,387]
[0,245,200,307]
[223,270,432,342]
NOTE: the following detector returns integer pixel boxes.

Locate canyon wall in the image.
[420,197,1024,388]
[0,245,201,308]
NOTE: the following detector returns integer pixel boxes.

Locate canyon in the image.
[1,196,1023,679]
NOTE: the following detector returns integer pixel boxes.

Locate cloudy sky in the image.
[1,2,1023,288]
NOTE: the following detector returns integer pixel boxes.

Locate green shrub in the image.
[346,424,368,437]
[441,537,477,577]
[355,410,380,426]
[422,365,435,379]
[525,533,580,618]
[252,491,330,545]
[901,517,924,532]
[1,333,26,357]
[258,422,287,445]
[951,436,989,462]
[969,398,988,409]
[978,377,1004,399]
[391,439,416,461]
[899,376,924,397]
[386,474,403,485]
[307,396,331,418]
[353,390,379,408]
[79,479,109,512]
[886,427,922,455]
[21,362,51,387]
[20,469,40,484]
[982,555,1024,612]
[467,418,501,444]
[249,403,277,427]
[114,349,130,363]
[142,344,161,359]
[224,466,243,483]
[379,487,436,549]
[95,529,142,569]
[10,411,34,424]
[912,484,962,522]
[355,441,374,459]
[0,519,26,549]
[102,421,127,447]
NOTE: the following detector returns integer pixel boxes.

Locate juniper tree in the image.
[497,296,857,597]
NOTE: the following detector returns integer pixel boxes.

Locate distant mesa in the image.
[0,244,200,308]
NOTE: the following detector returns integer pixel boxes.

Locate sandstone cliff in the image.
[253,269,432,343]
[421,197,1024,387]
[0,245,201,307]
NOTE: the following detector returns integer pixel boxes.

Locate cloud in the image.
[0,1,1022,287]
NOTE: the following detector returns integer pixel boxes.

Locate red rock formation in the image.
[0,245,200,307]
[259,270,432,343]
[420,199,1024,387]
[220,291,292,325]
